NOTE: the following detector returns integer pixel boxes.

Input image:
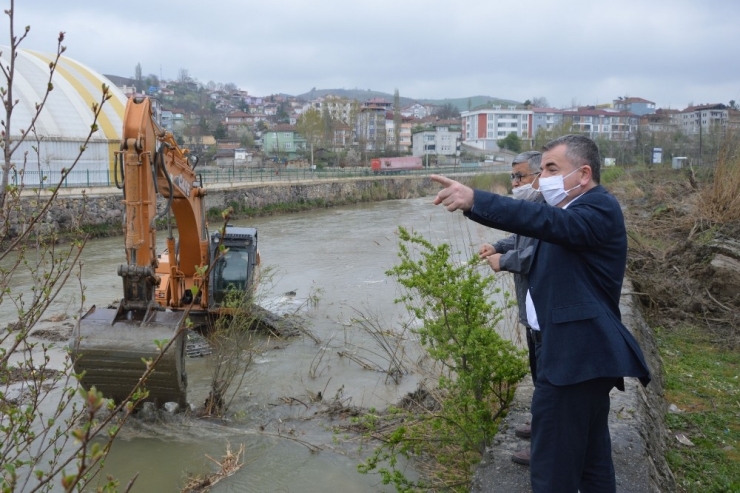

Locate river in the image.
[13,196,522,492]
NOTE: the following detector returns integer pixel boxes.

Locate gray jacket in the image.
[491,196,543,327]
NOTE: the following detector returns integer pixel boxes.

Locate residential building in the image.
[676,103,729,135]
[531,107,564,135]
[399,119,414,152]
[261,124,307,160]
[355,100,388,151]
[401,103,430,119]
[640,109,680,133]
[330,123,353,149]
[160,108,174,133]
[461,104,532,150]
[364,97,393,111]
[244,96,263,106]
[300,95,356,125]
[385,112,396,149]
[223,111,258,136]
[613,97,656,116]
[183,135,216,147]
[562,107,639,141]
[264,103,278,116]
[322,95,355,124]
[412,120,462,161]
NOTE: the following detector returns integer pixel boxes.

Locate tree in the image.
[729,100,738,110]
[321,104,333,148]
[532,96,549,108]
[277,101,290,122]
[393,89,401,154]
[213,122,227,140]
[239,132,254,148]
[143,73,159,91]
[434,102,460,120]
[1,4,152,491]
[532,120,575,150]
[178,67,190,84]
[497,132,522,153]
[134,62,142,85]
[296,108,323,166]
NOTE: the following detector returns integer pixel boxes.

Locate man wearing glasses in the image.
[479,150,542,466]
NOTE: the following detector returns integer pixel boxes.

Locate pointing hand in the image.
[431,175,474,212]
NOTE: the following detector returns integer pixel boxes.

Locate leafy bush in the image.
[357,227,527,491]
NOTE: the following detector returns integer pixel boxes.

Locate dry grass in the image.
[616,155,740,343]
[181,442,247,493]
[469,173,511,195]
[699,135,740,224]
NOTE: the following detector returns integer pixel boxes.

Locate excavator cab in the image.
[209,226,259,307]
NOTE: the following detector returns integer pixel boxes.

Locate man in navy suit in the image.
[430,134,650,492]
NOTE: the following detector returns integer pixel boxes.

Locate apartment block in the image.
[461,105,532,150]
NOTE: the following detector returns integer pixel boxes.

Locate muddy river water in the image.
[13,196,522,492]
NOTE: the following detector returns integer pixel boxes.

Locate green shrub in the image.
[357,227,527,491]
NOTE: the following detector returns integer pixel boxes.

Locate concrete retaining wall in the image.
[12,176,445,238]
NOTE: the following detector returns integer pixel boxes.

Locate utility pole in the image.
[698,115,703,165]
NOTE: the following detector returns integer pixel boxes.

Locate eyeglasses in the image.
[510,172,540,182]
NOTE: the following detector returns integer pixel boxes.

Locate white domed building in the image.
[0,46,128,187]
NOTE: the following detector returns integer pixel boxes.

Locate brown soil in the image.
[611,167,740,345]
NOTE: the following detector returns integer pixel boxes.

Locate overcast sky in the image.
[7,0,740,109]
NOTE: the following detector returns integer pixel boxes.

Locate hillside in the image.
[294,88,520,112]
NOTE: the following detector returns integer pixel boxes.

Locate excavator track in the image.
[71,306,187,408]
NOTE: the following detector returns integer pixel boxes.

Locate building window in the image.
[284,143,292,149]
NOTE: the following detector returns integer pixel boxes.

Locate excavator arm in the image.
[118,97,210,312]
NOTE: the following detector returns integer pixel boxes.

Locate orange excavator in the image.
[71,96,259,407]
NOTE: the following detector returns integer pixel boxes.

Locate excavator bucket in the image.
[70,306,188,408]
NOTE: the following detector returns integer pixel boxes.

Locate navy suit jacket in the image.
[465,185,651,388]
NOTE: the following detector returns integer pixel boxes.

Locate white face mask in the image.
[537,167,583,206]
[511,183,540,201]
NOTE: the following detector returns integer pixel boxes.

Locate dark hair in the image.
[541,134,601,184]
[512,151,542,174]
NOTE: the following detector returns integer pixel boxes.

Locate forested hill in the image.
[294,88,520,111]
